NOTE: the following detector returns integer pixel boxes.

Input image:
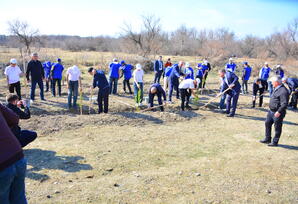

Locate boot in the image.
[268,142,278,147]
[260,138,271,144]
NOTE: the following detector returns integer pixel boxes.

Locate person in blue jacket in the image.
[196,63,208,88]
[225,58,237,73]
[184,62,194,80]
[282,77,298,110]
[148,83,167,111]
[259,62,271,92]
[218,69,241,117]
[154,56,164,84]
[168,61,184,102]
[163,65,173,91]
[109,58,121,95]
[241,61,252,94]
[120,60,133,94]
[43,61,52,92]
[275,65,284,78]
[51,58,64,97]
[88,67,110,114]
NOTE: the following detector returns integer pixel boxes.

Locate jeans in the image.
[241,80,248,94]
[226,91,240,116]
[268,81,273,97]
[30,79,44,100]
[109,77,118,94]
[68,81,79,108]
[0,158,27,204]
[168,78,179,101]
[180,89,191,111]
[219,94,226,109]
[154,72,162,84]
[123,79,132,94]
[16,130,37,148]
[52,78,62,97]
[9,81,21,99]
[98,88,109,113]
[265,110,286,144]
[133,82,143,103]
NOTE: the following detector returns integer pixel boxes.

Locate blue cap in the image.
[243,61,248,65]
[57,58,61,62]
[120,60,125,64]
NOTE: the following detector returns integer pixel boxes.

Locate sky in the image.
[0,0,297,38]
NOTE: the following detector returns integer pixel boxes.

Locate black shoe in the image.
[226,114,234,117]
[260,139,271,144]
[185,105,192,110]
[41,98,46,101]
[268,142,278,147]
[251,106,255,108]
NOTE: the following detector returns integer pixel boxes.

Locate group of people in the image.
[1,52,298,203]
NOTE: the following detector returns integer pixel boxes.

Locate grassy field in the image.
[0,48,297,203]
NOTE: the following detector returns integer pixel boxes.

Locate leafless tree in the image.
[8,19,40,56]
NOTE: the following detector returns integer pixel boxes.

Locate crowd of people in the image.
[1,52,297,203]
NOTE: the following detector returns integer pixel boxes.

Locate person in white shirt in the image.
[66,65,82,109]
[178,78,200,111]
[132,64,144,106]
[4,59,23,99]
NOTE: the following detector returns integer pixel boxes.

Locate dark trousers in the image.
[197,76,203,88]
[30,79,44,100]
[180,88,191,111]
[149,94,164,111]
[45,78,52,92]
[123,79,132,94]
[16,130,37,147]
[52,78,62,96]
[168,79,179,101]
[9,81,21,99]
[290,92,298,109]
[109,77,118,94]
[252,88,264,107]
[202,72,208,88]
[242,80,248,94]
[219,94,226,109]
[154,72,162,84]
[265,110,286,144]
[226,91,240,116]
[68,80,79,108]
[98,88,109,113]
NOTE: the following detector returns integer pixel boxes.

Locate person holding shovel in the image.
[88,67,110,114]
[133,64,144,107]
[251,78,266,108]
[178,78,200,111]
[218,69,241,117]
[148,83,167,111]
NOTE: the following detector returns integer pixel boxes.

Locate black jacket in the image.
[6,103,31,136]
[269,85,289,113]
[26,60,44,81]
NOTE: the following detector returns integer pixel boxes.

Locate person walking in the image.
[5,59,23,99]
[43,61,53,92]
[26,53,45,102]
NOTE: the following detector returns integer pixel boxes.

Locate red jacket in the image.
[165,62,172,68]
[0,104,23,171]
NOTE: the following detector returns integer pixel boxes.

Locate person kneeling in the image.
[6,94,37,147]
[178,78,199,111]
[148,83,167,111]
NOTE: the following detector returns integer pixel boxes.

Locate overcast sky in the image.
[0,0,297,38]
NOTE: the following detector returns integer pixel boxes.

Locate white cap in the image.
[185,62,190,67]
[203,60,208,65]
[229,58,233,61]
[136,64,142,69]
[113,58,118,62]
[264,62,268,65]
[282,77,287,81]
[276,64,281,68]
[10,58,17,64]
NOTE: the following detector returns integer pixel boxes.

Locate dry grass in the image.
[0,48,297,203]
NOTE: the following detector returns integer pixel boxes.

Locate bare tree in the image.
[121,15,162,57]
[8,19,40,55]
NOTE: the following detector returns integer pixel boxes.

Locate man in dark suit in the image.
[218,69,241,117]
[260,76,289,146]
[282,77,298,110]
[154,56,164,84]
